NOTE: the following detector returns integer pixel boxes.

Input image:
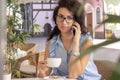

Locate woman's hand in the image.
[72,22,81,46]
[38,60,50,77]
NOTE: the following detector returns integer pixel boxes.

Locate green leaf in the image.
[95,15,120,30]
[110,58,120,80]
[103,14,120,23]
[15,70,20,78]
[77,0,87,16]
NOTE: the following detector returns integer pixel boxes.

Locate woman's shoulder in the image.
[49,35,59,43]
[81,32,92,40]
[80,32,92,46]
[47,35,59,57]
[48,35,59,48]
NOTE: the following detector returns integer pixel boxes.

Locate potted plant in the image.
[6,28,30,78]
[32,23,41,35]
[4,0,30,79]
[3,63,11,80]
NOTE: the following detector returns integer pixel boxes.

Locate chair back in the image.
[14,50,45,78]
[19,43,37,66]
[94,60,115,80]
[36,50,46,77]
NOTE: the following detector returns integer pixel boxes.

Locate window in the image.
[96,7,101,24]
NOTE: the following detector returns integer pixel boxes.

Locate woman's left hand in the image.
[72,22,81,45]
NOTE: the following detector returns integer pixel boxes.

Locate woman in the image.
[40,0,102,80]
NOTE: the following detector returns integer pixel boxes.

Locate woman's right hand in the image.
[38,60,51,77]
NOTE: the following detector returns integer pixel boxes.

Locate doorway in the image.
[86,13,93,37]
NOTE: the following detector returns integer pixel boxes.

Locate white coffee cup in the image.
[46,58,61,68]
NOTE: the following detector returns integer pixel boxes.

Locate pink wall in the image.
[79,0,104,33]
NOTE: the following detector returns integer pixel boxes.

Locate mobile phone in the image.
[72,28,76,36]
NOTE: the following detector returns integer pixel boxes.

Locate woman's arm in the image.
[38,40,51,77]
[68,38,93,79]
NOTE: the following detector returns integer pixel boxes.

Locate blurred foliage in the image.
[76,0,120,79]
[103,14,120,23]
[82,14,120,80]
[6,0,30,78]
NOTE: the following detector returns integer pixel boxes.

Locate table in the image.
[12,77,76,80]
[93,39,120,62]
[93,39,120,49]
[12,78,40,80]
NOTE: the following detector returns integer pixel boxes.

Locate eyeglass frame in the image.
[56,14,74,23]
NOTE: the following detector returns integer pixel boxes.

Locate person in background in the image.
[44,23,52,36]
[39,0,102,80]
[43,16,52,36]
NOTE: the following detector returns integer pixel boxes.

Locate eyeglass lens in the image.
[57,14,73,23]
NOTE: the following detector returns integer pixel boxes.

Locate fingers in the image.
[39,60,48,68]
[72,22,81,35]
[39,61,46,64]
[73,22,81,30]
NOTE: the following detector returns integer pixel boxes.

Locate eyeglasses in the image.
[56,14,74,23]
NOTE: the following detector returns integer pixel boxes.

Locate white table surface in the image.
[12,78,40,80]
[12,78,76,80]
[93,39,120,49]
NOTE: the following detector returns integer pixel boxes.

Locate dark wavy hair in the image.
[47,0,87,41]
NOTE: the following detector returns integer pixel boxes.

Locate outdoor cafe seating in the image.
[13,43,115,80]
[94,60,115,80]
[13,43,45,78]
[14,50,45,78]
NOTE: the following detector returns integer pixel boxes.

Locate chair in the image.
[36,50,49,78]
[19,43,36,53]
[94,60,115,80]
[19,43,37,65]
[14,50,45,78]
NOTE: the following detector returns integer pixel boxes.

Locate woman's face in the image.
[56,7,74,33]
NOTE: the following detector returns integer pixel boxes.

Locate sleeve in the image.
[85,32,92,40]
[80,32,93,47]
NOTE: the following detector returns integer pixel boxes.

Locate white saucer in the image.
[44,76,66,80]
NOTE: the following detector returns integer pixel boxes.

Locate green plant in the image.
[32,24,41,31]
[6,0,30,78]
[6,31,30,78]
[95,14,120,80]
